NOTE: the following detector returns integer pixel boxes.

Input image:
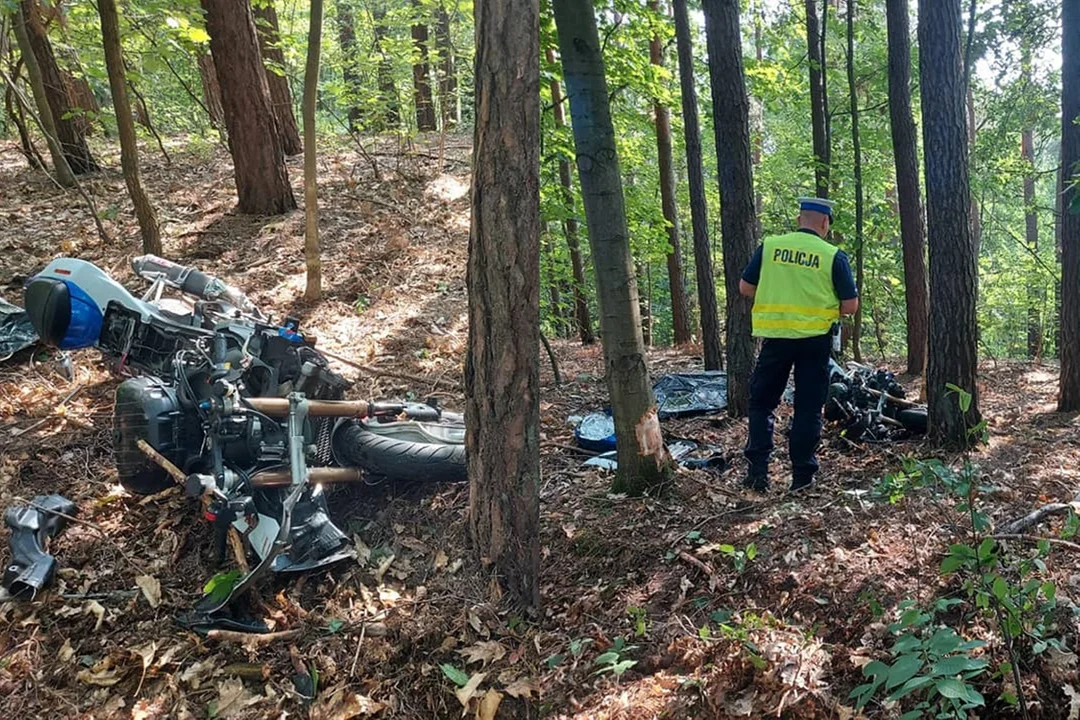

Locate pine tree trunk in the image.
[373,4,400,131]
[467,0,541,609]
[846,0,863,363]
[198,53,227,132]
[436,4,457,129]
[20,0,97,174]
[806,0,829,198]
[885,0,928,377]
[649,0,691,347]
[5,76,45,170]
[254,1,303,156]
[546,48,594,345]
[703,0,757,418]
[674,0,721,370]
[202,0,296,215]
[335,0,363,132]
[1055,155,1064,358]
[918,0,982,445]
[553,0,673,495]
[12,4,75,187]
[303,0,323,301]
[411,0,437,131]
[967,87,981,257]
[1060,0,1080,411]
[98,0,161,254]
[1023,128,1042,358]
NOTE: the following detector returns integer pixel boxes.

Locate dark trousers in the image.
[744,333,832,481]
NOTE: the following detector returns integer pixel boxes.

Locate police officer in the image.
[738,197,859,493]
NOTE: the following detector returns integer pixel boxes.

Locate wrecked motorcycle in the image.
[21,255,465,613]
[825,358,928,442]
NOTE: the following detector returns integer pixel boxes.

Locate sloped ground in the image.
[2,137,1080,719]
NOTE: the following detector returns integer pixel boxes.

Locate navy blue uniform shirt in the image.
[741,228,859,301]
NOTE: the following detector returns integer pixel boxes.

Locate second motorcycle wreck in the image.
[3,255,467,632]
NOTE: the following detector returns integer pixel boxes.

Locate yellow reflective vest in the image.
[751,231,840,339]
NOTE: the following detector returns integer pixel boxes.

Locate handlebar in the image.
[132,255,261,318]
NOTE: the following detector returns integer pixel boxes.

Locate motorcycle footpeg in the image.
[174,610,270,636]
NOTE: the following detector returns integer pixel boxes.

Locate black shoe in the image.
[790,475,815,493]
[742,474,769,493]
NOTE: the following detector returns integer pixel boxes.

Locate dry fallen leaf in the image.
[58,638,74,663]
[459,641,507,667]
[85,600,106,631]
[1065,683,1080,720]
[433,550,449,571]
[136,575,162,609]
[353,535,372,567]
[476,689,502,720]
[503,676,539,700]
[455,672,487,708]
[374,554,396,584]
[214,678,262,718]
[179,660,217,689]
[311,685,385,719]
[77,658,122,687]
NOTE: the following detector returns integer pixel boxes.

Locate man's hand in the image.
[739,279,756,299]
[840,298,859,316]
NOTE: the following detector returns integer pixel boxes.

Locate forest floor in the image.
[1,136,1080,720]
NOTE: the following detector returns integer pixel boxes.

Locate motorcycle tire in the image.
[896,408,928,434]
[333,416,467,483]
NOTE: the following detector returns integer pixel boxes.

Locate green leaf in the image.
[940,555,967,574]
[931,655,987,676]
[441,663,470,687]
[935,677,968,699]
[1043,582,1057,602]
[718,544,736,554]
[977,537,997,562]
[862,660,889,683]
[544,654,565,669]
[593,651,620,666]
[928,628,962,655]
[888,674,934,701]
[992,575,1009,601]
[899,711,925,720]
[963,684,985,706]
[886,654,924,690]
[610,659,636,676]
[745,543,757,560]
[327,619,345,634]
[201,570,242,605]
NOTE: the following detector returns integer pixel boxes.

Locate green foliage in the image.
[850,599,989,717]
[592,636,638,679]
[201,569,242,605]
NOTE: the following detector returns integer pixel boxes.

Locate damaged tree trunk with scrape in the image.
[553,0,673,495]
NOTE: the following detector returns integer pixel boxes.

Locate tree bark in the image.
[411,0,437,131]
[553,0,673,495]
[335,0,363,132]
[4,71,45,170]
[202,0,296,215]
[12,4,74,186]
[547,48,595,345]
[673,0,721,370]
[703,0,757,417]
[846,0,863,363]
[466,0,541,609]
[436,4,457,129]
[1060,0,1080,410]
[1023,128,1042,358]
[198,53,227,132]
[649,0,691,347]
[967,87,981,257]
[372,4,400,131]
[20,0,97,174]
[806,0,829,198]
[98,0,161,254]
[918,0,982,445]
[303,0,323,301]
[885,0,928,377]
[254,0,303,156]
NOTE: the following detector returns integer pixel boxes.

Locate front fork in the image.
[193,393,310,615]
